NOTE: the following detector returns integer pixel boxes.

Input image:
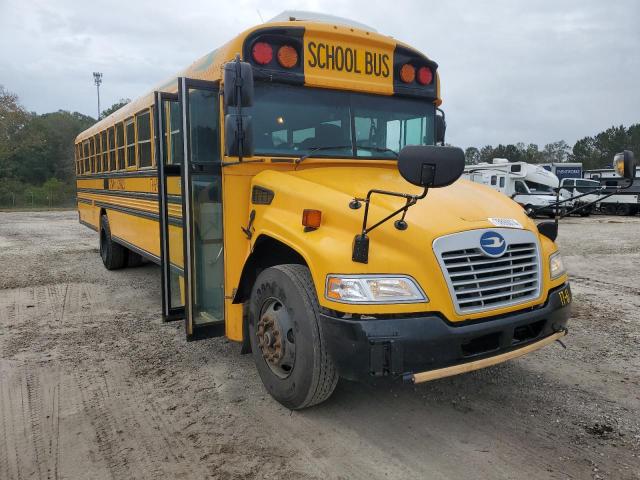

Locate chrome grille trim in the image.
[433,228,542,315]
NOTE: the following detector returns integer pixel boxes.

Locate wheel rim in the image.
[256,297,296,379]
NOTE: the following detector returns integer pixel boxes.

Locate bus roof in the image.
[267,11,378,32]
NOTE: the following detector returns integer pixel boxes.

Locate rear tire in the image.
[127,251,145,267]
[100,215,126,270]
[248,264,338,409]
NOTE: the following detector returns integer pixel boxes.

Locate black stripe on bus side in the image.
[111,234,161,265]
[94,201,183,226]
[76,170,158,180]
[77,198,93,205]
[77,187,182,204]
[79,219,98,231]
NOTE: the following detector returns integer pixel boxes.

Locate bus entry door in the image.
[178,78,225,340]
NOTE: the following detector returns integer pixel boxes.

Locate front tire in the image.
[524,205,536,218]
[248,264,338,409]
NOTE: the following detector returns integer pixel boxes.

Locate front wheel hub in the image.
[256,298,296,378]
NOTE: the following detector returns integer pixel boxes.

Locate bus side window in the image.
[125,118,136,168]
[94,134,102,172]
[101,131,108,172]
[116,123,125,169]
[83,141,90,173]
[499,176,505,188]
[89,137,95,173]
[108,127,116,171]
[136,109,152,168]
[491,175,497,186]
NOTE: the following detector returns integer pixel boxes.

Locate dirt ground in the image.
[0,211,638,480]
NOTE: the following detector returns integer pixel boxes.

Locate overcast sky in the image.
[1,0,638,149]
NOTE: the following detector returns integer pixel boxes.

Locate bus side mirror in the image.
[398,145,465,188]
[225,114,254,157]
[223,56,254,108]
[435,114,446,145]
[613,150,637,180]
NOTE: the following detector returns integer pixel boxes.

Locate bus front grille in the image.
[433,230,542,315]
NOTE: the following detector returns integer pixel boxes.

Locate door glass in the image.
[157,95,185,318]
[187,87,223,326]
[189,89,219,164]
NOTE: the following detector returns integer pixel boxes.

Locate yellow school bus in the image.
[74,11,574,409]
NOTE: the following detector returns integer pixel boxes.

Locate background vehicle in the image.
[558,178,602,216]
[541,162,583,181]
[74,12,574,409]
[584,168,640,215]
[464,159,567,217]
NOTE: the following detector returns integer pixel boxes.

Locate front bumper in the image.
[320,283,571,382]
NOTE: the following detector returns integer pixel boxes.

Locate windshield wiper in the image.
[356,145,398,158]
[295,145,399,165]
[295,145,353,165]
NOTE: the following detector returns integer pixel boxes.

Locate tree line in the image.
[0,86,128,208]
[464,124,640,170]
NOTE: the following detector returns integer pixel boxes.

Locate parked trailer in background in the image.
[541,162,583,181]
[584,168,640,215]
[464,159,566,217]
[558,178,602,217]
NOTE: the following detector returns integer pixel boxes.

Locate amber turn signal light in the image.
[277,45,298,68]
[302,209,322,229]
[400,63,415,83]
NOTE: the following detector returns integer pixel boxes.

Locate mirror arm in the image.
[358,186,429,236]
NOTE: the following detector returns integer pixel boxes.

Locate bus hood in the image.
[254,164,537,240]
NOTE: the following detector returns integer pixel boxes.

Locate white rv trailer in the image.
[558,178,602,216]
[463,159,566,217]
[583,168,640,215]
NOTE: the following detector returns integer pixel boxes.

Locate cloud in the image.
[1,0,638,149]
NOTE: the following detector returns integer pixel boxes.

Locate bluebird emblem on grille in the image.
[480,231,507,257]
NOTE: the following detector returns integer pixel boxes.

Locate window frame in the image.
[135,108,154,169]
[89,137,96,174]
[94,134,102,173]
[115,122,125,170]
[83,140,90,174]
[125,117,137,170]
[107,126,116,171]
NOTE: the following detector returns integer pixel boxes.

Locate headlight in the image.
[325,275,427,304]
[549,252,566,280]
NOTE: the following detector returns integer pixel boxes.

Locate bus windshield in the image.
[247,83,435,159]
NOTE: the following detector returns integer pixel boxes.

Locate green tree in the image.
[464,146,480,164]
[541,140,571,163]
[0,85,33,178]
[479,145,494,163]
[101,98,131,119]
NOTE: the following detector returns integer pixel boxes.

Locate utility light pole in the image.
[93,72,103,120]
